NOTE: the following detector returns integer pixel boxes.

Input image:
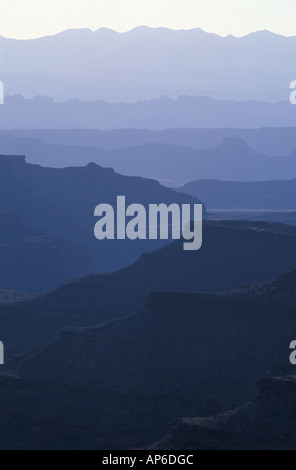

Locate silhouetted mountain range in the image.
[1,137,296,185]
[1,95,296,130]
[2,27,296,102]
[179,179,296,209]
[1,267,296,449]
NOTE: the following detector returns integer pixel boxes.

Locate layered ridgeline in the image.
[1,137,296,185]
[0,154,202,280]
[2,128,296,156]
[2,221,296,354]
[1,270,296,449]
[1,27,296,102]
[1,95,296,130]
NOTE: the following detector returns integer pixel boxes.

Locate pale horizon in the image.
[1,25,295,41]
[1,0,296,40]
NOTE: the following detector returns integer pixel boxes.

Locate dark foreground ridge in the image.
[0,268,296,449]
[147,375,296,450]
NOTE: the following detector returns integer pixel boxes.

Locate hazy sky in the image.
[1,0,296,39]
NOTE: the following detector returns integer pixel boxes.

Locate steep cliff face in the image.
[148,376,296,450]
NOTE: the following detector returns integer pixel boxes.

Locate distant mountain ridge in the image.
[1,95,296,130]
[2,26,296,102]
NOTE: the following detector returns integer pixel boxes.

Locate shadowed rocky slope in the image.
[0,268,296,449]
[147,375,296,450]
